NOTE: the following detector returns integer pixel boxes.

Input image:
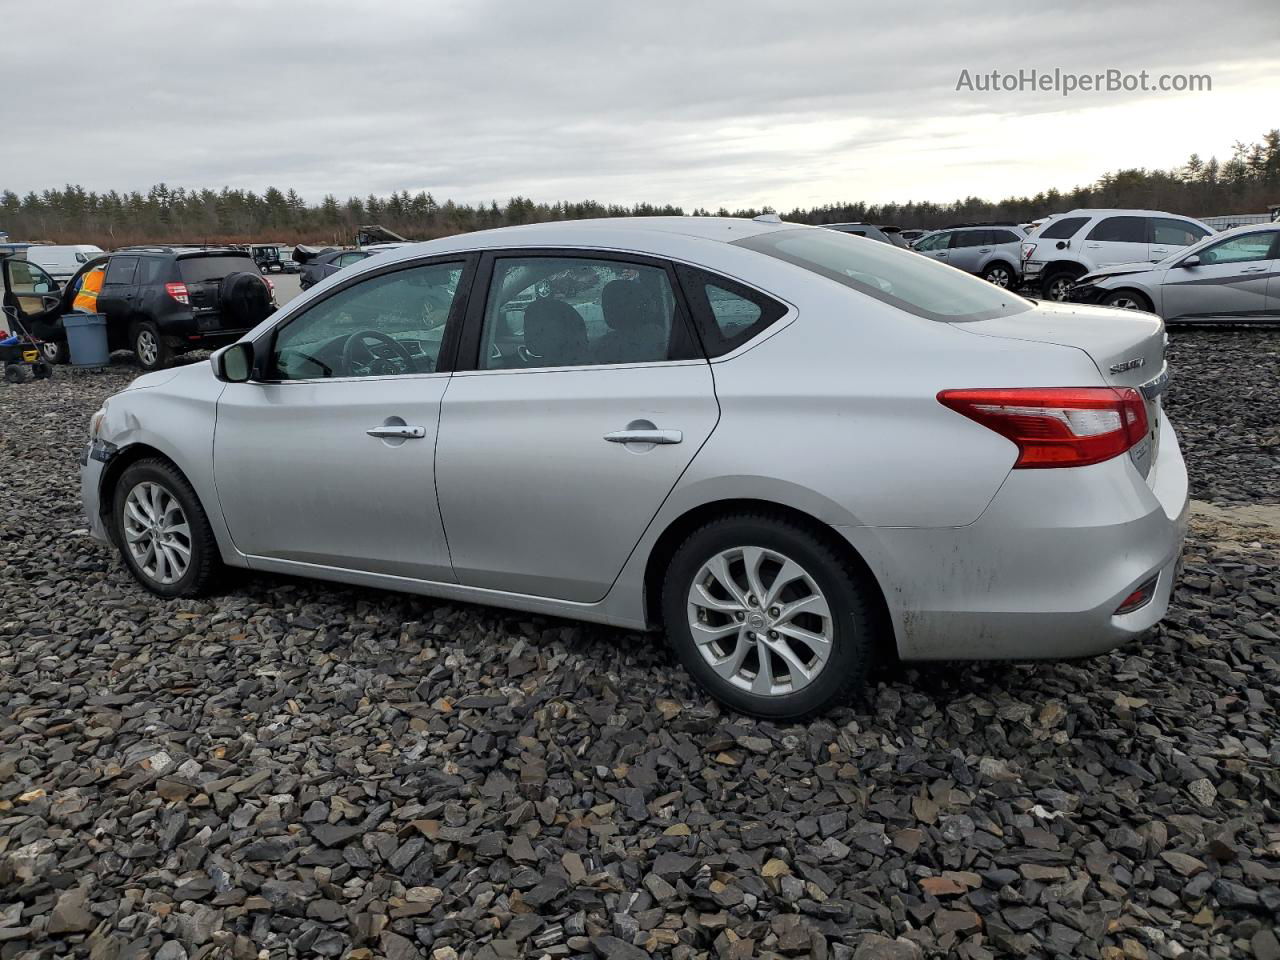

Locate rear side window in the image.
[1152,219,1208,246]
[104,256,138,285]
[137,257,170,285]
[991,230,1022,244]
[1038,217,1089,240]
[735,228,1031,323]
[179,255,255,283]
[951,231,989,248]
[676,266,787,356]
[1086,216,1147,243]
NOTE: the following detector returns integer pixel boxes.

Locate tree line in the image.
[4,129,1277,248]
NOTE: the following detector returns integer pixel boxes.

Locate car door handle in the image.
[979,247,991,252]
[935,252,947,258]
[367,425,426,439]
[604,429,683,445]
[1241,266,1267,273]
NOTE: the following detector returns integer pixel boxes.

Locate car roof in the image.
[374,216,801,262]
[1059,208,1203,218]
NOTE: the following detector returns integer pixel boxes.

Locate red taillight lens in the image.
[938,387,1148,468]
[1020,242,1037,262]
[165,282,189,304]
[1115,575,1159,614]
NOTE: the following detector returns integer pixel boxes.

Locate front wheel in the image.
[662,514,878,720]
[112,459,222,598]
[1102,290,1152,312]
[982,262,1015,288]
[132,321,171,371]
[40,340,69,364]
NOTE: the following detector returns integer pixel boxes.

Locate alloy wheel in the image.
[1109,296,1142,310]
[686,546,833,696]
[123,481,192,585]
[1047,278,1072,301]
[136,329,159,367]
[986,266,1012,288]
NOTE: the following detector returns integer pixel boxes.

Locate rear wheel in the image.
[982,262,1015,288]
[1102,289,1153,312]
[112,459,222,598]
[1042,272,1079,301]
[132,320,170,371]
[662,514,877,720]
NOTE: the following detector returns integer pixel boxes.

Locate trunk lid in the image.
[957,300,1167,478]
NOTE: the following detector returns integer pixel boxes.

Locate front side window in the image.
[1086,216,1147,244]
[6,259,58,294]
[270,261,463,379]
[1197,232,1277,265]
[736,228,1031,323]
[478,256,680,370]
[104,256,138,285]
[1038,216,1089,240]
[338,252,368,267]
[1152,219,1209,247]
[913,232,949,251]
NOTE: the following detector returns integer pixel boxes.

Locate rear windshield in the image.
[178,255,254,283]
[735,228,1032,322]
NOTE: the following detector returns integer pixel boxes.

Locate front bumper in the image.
[1066,280,1109,304]
[80,440,114,544]
[844,414,1189,660]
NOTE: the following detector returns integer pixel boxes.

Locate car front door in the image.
[1,258,62,335]
[213,256,473,580]
[1082,216,1150,267]
[435,250,719,602]
[915,231,951,264]
[1161,231,1279,322]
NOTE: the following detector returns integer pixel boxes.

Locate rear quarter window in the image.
[735,228,1031,323]
[1037,216,1089,240]
[178,255,256,283]
[675,265,788,357]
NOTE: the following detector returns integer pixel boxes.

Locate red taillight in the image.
[165,282,189,304]
[938,387,1148,468]
[1020,242,1037,262]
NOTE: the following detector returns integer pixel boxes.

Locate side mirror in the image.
[213,342,254,382]
[1179,255,1201,268]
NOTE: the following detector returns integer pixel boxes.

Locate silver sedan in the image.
[1072,224,1280,323]
[81,217,1188,719]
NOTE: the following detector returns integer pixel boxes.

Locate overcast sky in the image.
[3,0,1278,211]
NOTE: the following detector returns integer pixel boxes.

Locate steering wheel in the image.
[341,329,416,376]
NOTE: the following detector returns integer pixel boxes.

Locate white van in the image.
[25,244,105,282]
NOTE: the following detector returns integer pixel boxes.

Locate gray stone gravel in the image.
[1,331,1278,960]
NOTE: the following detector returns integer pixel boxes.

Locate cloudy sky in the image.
[4,0,1278,211]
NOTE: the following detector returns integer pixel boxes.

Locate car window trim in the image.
[248,252,478,383]
[104,255,139,286]
[1196,230,1279,265]
[453,247,706,374]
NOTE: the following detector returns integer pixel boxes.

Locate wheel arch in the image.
[1041,260,1088,280]
[97,443,185,543]
[640,497,896,661]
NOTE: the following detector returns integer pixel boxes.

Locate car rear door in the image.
[434,249,719,603]
[1082,216,1150,267]
[1162,230,1279,322]
[1149,218,1209,263]
[948,230,990,273]
[98,256,139,321]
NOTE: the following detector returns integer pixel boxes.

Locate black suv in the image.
[16,247,276,370]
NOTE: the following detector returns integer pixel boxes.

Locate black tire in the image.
[1101,289,1153,312]
[982,262,1016,288]
[131,320,171,371]
[31,361,52,380]
[662,513,879,720]
[1042,271,1079,301]
[111,458,222,598]
[39,340,69,364]
[4,363,31,384]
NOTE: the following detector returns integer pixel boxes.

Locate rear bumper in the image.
[843,415,1189,660]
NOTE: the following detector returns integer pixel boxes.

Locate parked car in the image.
[911,225,1028,288]
[25,244,105,282]
[1069,223,1280,323]
[80,217,1187,719]
[299,248,371,290]
[818,222,895,244]
[1021,209,1213,301]
[249,244,294,274]
[898,229,928,244]
[19,248,276,369]
[877,227,911,248]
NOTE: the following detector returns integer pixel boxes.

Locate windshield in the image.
[736,228,1032,322]
[178,255,255,282]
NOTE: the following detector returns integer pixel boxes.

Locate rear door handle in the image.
[1241,266,1267,273]
[367,425,426,439]
[604,429,682,445]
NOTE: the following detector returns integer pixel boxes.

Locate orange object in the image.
[73,265,105,312]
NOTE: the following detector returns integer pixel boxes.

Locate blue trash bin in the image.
[64,312,110,367]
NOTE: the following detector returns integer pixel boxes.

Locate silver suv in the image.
[911,225,1027,288]
[1021,209,1213,300]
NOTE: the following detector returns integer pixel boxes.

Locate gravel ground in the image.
[1,329,1278,960]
